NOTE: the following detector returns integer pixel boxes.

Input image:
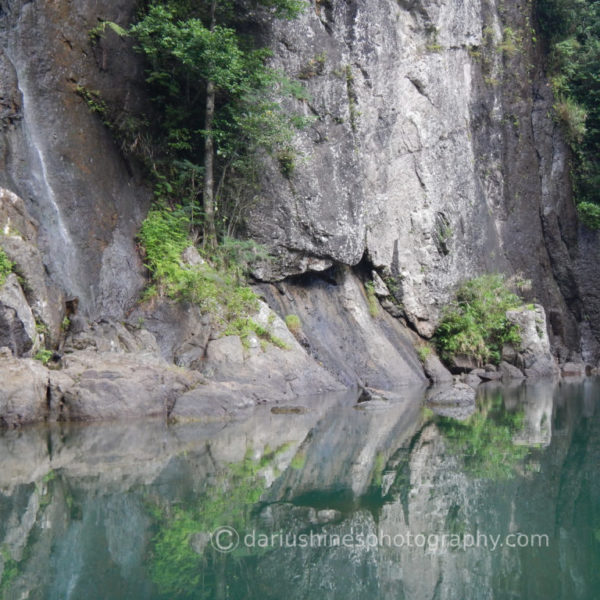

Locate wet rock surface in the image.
[0,1,149,319]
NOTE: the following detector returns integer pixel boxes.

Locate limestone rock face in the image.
[63,320,160,356]
[244,0,598,357]
[129,300,213,365]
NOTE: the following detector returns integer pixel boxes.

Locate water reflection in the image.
[0,380,598,599]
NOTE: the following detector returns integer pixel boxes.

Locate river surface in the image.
[0,378,598,599]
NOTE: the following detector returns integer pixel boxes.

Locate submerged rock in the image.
[426,383,476,420]
[499,361,525,380]
[422,353,453,385]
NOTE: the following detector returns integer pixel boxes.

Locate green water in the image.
[0,378,598,599]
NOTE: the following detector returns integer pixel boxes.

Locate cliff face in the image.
[0,0,149,319]
[248,0,600,360]
[0,0,598,384]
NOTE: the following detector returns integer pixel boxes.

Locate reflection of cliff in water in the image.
[0,380,598,599]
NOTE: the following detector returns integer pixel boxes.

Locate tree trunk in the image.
[203,79,216,246]
[203,0,218,247]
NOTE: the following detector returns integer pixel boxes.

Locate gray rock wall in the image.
[246,0,599,359]
[0,0,149,319]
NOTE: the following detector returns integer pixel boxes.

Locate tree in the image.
[537,0,600,228]
[129,0,306,245]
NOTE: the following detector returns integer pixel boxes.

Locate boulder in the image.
[200,301,343,399]
[205,336,245,366]
[427,382,476,405]
[170,383,257,422]
[499,361,525,380]
[0,358,49,427]
[53,351,202,422]
[0,273,38,356]
[426,383,476,420]
[505,305,558,378]
[449,354,480,373]
[422,353,453,385]
[64,319,160,356]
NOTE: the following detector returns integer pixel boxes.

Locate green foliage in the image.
[365,281,380,318]
[425,25,442,52]
[499,26,522,57]
[35,321,49,335]
[436,395,528,479]
[422,406,435,420]
[344,65,360,132]
[0,547,19,599]
[75,86,108,117]
[435,274,522,366]
[276,147,296,177]
[298,52,327,79]
[537,0,600,228]
[371,451,386,487]
[89,20,127,42]
[223,317,289,350]
[138,207,259,324]
[148,445,287,598]
[0,248,13,287]
[578,200,600,228]
[121,0,308,240]
[555,95,588,143]
[290,450,306,469]
[209,236,272,279]
[284,314,301,334]
[34,349,53,365]
[416,345,432,363]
